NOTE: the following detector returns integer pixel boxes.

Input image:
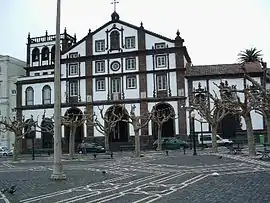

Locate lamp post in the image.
[191,111,197,155]
[199,118,204,150]
[30,125,36,160]
[51,0,66,180]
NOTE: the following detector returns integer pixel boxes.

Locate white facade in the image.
[0,55,26,149]
[186,76,264,136]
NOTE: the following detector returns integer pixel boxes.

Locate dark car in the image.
[77,143,106,154]
[153,137,189,150]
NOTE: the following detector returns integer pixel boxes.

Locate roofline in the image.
[0,55,26,66]
[62,19,177,55]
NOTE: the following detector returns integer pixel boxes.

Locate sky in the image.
[1,0,269,66]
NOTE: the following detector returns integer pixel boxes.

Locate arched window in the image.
[32,48,40,62]
[25,87,34,105]
[41,47,49,61]
[42,85,51,104]
[110,31,120,50]
[51,46,55,63]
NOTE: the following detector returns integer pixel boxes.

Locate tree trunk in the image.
[211,124,218,153]
[104,132,110,152]
[12,136,19,161]
[244,114,256,156]
[157,125,162,151]
[134,129,140,157]
[266,115,270,144]
[69,127,76,159]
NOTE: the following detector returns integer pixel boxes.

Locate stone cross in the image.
[111,0,119,12]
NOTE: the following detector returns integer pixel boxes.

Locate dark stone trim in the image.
[62,19,180,55]
[26,47,190,72]
[185,72,263,79]
[17,68,184,85]
[17,96,186,110]
[85,33,94,137]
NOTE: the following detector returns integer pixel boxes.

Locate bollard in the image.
[94,153,97,159]
[110,152,113,159]
[166,150,169,156]
[183,146,186,155]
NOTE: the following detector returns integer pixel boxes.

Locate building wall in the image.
[0,56,26,149]
[186,77,264,136]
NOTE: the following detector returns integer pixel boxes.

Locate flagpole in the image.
[51,0,66,180]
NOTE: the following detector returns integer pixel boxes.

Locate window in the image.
[43,72,48,75]
[69,64,78,75]
[111,78,121,93]
[34,73,40,76]
[95,61,105,73]
[11,90,16,95]
[69,52,78,58]
[42,85,51,104]
[126,58,136,70]
[96,79,105,91]
[155,43,166,49]
[111,61,121,71]
[156,55,167,68]
[32,48,40,62]
[125,37,135,49]
[156,75,167,90]
[41,47,49,60]
[69,81,78,96]
[126,76,137,89]
[51,71,54,75]
[51,46,55,62]
[95,40,105,52]
[25,86,34,105]
[110,31,120,50]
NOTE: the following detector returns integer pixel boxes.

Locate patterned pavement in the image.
[0,150,269,203]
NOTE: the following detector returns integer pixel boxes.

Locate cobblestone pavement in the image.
[0,151,270,203]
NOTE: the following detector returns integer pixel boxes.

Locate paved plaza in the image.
[0,150,270,203]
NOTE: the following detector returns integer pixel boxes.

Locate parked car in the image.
[198,134,233,147]
[0,148,13,157]
[77,143,105,154]
[153,137,189,150]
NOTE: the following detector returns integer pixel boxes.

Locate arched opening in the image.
[51,46,55,63]
[41,118,53,148]
[106,105,129,142]
[32,48,40,62]
[41,46,49,61]
[218,113,242,139]
[42,85,51,104]
[64,107,84,152]
[25,86,34,106]
[152,103,175,140]
[110,31,120,50]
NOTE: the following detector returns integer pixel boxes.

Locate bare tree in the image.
[123,104,151,157]
[151,105,175,151]
[241,62,270,143]
[61,113,88,159]
[190,85,229,153]
[0,115,37,161]
[94,105,124,152]
[217,80,256,156]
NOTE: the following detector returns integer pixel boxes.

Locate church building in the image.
[16,10,191,151]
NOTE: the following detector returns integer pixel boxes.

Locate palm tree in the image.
[238,47,262,63]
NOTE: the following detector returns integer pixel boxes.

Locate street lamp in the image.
[190,111,197,156]
[30,125,36,160]
[199,118,204,150]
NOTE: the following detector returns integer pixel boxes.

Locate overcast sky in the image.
[1,0,269,66]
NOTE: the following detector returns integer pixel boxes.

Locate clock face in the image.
[111,61,120,71]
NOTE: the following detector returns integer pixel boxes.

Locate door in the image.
[112,78,121,93]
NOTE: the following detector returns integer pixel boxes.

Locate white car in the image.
[0,148,13,157]
[198,134,233,147]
